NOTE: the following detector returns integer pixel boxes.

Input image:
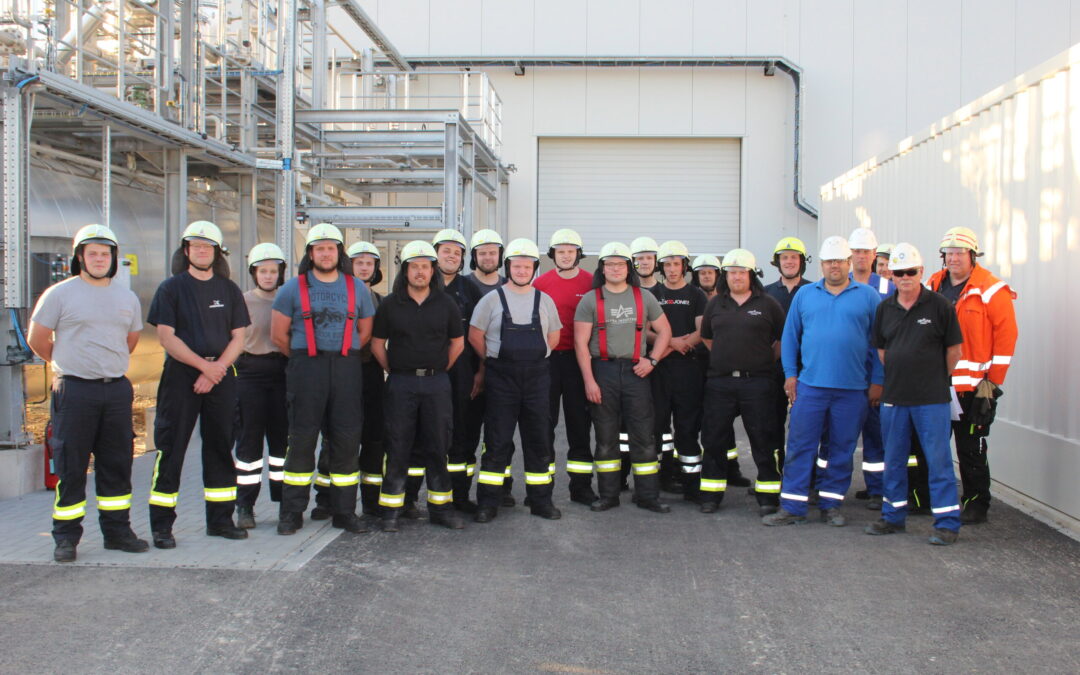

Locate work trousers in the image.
[149,358,238,531]
[315,359,386,514]
[771,365,789,459]
[701,376,781,506]
[549,349,594,494]
[234,353,288,507]
[476,359,555,508]
[447,349,483,498]
[652,357,704,498]
[590,359,660,502]
[859,403,885,496]
[779,383,868,516]
[280,352,363,517]
[50,376,135,544]
[881,402,962,532]
[379,373,454,515]
[954,391,993,513]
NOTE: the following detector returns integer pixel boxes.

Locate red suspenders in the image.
[595,286,644,363]
[298,272,357,357]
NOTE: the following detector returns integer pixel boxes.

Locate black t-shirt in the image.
[372,290,464,371]
[445,274,484,331]
[937,274,967,305]
[873,286,963,406]
[147,271,250,358]
[700,291,785,376]
[649,283,706,360]
[764,277,812,315]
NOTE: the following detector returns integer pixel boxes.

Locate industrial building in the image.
[0,2,1079,671]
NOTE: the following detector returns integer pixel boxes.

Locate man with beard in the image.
[146,221,250,548]
[469,239,563,522]
[233,243,288,529]
[648,240,707,503]
[372,241,466,532]
[29,224,148,562]
[699,249,785,515]
[574,242,672,514]
[764,236,883,527]
[271,223,375,536]
[533,229,596,504]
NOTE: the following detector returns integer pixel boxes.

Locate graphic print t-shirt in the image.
[273,272,375,352]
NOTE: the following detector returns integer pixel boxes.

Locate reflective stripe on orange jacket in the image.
[928,265,1018,392]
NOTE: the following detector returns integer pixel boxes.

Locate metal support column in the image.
[239,171,257,289]
[163,149,187,260]
[310,0,328,200]
[179,0,197,129]
[275,0,298,266]
[443,122,459,230]
[101,125,111,227]
[461,136,474,240]
[0,83,31,447]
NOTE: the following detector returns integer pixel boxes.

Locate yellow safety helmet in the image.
[505,238,541,261]
[773,236,808,257]
[247,242,285,268]
[182,220,226,249]
[470,228,504,250]
[549,228,583,250]
[657,240,690,263]
[401,240,438,263]
[630,236,659,256]
[432,228,467,250]
[939,226,981,255]
[598,242,633,261]
[347,241,380,259]
[305,222,344,246]
[691,254,721,271]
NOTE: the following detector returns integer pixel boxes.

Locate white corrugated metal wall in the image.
[820,45,1080,525]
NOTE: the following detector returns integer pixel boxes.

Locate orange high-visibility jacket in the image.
[928,265,1018,392]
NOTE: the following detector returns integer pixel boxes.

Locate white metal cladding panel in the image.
[819,46,1080,522]
[537,137,741,256]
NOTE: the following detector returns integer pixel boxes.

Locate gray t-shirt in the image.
[470,287,562,358]
[272,272,375,352]
[31,276,142,379]
[468,273,505,296]
[574,285,663,359]
[242,289,279,355]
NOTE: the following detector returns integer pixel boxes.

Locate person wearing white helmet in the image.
[764,235,884,528]
[468,228,507,293]
[232,243,289,529]
[28,224,149,562]
[631,237,660,290]
[534,228,598,504]
[691,254,722,299]
[699,249,786,515]
[648,240,708,500]
[422,228,486,516]
[146,221,251,547]
[927,226,1017,524]
[875,243,894,279]
[467,238,564,522]
[310,241,388,521]
[846,228,896,509]
[866,243,964,545]
[371,241,467,532]
[270,223,375,537]
[574,242,672,513]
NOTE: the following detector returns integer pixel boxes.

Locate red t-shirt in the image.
[534,268,594,351]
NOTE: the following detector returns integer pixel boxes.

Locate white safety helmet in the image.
[888,242,924,271]
[598,241,632,261]
[721,248,757,270]
[939,226,982,256]
[819,236,853,261]
[691,254,721,271]
[848,227,879,251]
[400,240,438,264]
[305,222,344,246]
[469,228,504,271]
[347,241,380,259]
[182,220,227,251]
[71,223,119,278]
[630,236,659,256]
[876,243,894,259]
[548,228,585,261]
[504,238,541,284]
[657,240,690,264]
[432,228,467,250]
[247,242,286,288]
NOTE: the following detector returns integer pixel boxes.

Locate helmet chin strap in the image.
[190,260,213,272]
[510,276,531,287]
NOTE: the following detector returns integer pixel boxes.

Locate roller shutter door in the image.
[537,137,741,256]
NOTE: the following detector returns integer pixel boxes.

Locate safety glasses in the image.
[892,268,920,277]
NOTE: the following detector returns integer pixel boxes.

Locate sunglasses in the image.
[892,268,920,277]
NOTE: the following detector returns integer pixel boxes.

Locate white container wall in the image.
[820,44,1080,526]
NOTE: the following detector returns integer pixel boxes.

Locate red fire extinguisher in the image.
[44,421,59,490]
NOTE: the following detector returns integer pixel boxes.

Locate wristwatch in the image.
[648,357,658,367]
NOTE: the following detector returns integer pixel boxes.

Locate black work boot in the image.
[276,511,303,536]
[235,505,256,529]
[207,522,249,539]
[103,531,150,553]
[332,513,369,534]
[568,475,599,505]
[474,506,498,523]
[726,457,751,487]
[451,473,478,513]
[359,483,382,517]
[152,530,176,549]
[430,507,465,530]
[53,540,77,563]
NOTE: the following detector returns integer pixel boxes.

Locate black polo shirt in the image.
[700,290,785,376]
[873,286,963,406]
[373,290,464,371]
[649,283,706,360]
[764,277,812,315]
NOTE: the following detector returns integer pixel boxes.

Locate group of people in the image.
[30,217,1017,562]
